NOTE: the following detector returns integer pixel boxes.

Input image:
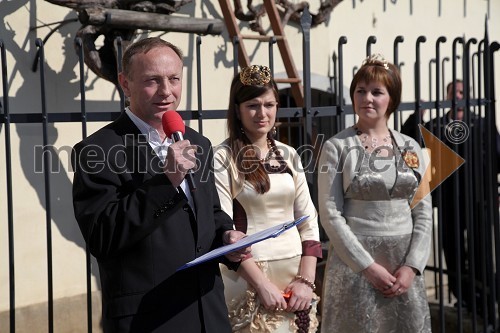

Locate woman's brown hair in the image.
[349,54,402,118]
[226,65,279,194]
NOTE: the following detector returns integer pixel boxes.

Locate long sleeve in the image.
[403,138,433,274]
[317,139,374,273]
[213,144,239,219]
[287,146,322,257]
[203,143,240,270]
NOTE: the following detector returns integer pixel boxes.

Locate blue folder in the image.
[177,215,309,271]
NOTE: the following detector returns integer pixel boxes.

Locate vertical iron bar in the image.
[301,6,312,182]
[338,37,348,130]
[233,36,239,76]
[332,52,338,106]
[268,37,276,75]
[451,36,464,332]
[471,52,478,99]
[331,51,340,133]
[473,42,488,333]
[475,39,492,331]
[366,36,376,57]
[75,36,92,333]
[429,59,435,107]
[393,36,404,130]
[415,36,426,147]
[35,37,54,333]
[268,36,281,139]
[435,35,446,333]
[442,57,449,113]
[482,26,497,327]
[473,46,485,331]
[485,38,500,329]
[1,39,15,333]
[196,36,203,135]
[115,37,125,112]
[428,56,436,295]
[464,37,478,331]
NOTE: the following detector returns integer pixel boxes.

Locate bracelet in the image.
[295,275,316,291]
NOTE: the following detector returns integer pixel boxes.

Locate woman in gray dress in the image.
[317,54,433,332]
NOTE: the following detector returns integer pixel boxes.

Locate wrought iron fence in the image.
[1,9,500,333]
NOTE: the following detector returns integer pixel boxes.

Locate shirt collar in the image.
[125,107,166,145]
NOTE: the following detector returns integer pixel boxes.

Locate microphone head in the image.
[162,110,185,137]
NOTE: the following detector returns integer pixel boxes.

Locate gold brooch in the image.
[240,65,272,86]
[362,53,389,70]
[402,150,419,169]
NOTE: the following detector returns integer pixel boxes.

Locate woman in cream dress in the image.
[214,65,322,332]
[317,55,433,332]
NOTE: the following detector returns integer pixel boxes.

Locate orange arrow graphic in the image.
[410,124,465,208]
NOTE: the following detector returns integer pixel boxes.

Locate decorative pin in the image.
[402,150,419,168]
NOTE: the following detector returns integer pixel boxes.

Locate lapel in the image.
[116,113,164,177]
[116,113,203,241]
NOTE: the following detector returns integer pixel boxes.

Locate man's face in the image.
[447,81,464,101]
[118,46,183,131]
[447,81,464,120]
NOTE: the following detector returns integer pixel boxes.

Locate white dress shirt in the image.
[125,108,195,211]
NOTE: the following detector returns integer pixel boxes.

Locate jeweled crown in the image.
[240,65,272,86]
[362,54,389,70]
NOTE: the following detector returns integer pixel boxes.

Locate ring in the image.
[388,283,393,288]
[396,288,401,294]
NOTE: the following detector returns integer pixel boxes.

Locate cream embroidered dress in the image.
[214,140,322,333]
[318,127,433,333]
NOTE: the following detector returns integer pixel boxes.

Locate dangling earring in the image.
[271,126,277,137]
[240,127,245,134]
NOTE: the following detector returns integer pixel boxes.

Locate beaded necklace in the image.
[259,138,277,163]
[354,126,394,155]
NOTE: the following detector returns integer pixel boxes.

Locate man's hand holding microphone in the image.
[162,110,197,189]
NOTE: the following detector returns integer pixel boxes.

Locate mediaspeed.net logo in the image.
[410,124,465,208]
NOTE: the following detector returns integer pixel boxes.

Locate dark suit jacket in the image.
[72,112,235,333]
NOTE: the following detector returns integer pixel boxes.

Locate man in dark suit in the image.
[72,37,248,332]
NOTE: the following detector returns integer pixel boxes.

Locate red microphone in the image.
[162,111,196,192]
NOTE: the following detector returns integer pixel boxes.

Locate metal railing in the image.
[1,8,499,333]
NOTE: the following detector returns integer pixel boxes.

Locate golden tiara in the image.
[362,53,389,70]
[240,65,272,86]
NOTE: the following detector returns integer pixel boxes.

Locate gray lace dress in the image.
[318,127,433,333]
